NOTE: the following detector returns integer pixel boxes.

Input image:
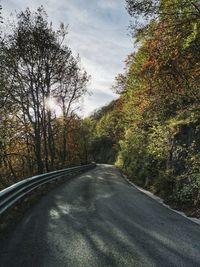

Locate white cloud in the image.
[97,0,118,10]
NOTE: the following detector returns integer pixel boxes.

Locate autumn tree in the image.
[94,0,200,208]
[2,7,89,180]
[55,59,89,166]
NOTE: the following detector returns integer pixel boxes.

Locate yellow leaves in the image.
[138,98,150,114]
[183,22,198,49]
[141,59,156,73]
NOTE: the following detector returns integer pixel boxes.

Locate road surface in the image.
[0,165,200,267]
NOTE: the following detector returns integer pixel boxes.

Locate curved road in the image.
[0,165,200,267]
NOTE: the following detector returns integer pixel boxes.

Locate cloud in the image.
[97,0,118,10]
[2,0,133,116]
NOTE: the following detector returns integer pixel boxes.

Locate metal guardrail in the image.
[0,163,96,215]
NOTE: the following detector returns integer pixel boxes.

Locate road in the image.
[0,165,200,267]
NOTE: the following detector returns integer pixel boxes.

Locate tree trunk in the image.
[35,130,44,174]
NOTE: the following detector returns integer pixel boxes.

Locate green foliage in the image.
[97,0,200,208]
[171,173,200,204]
[183,23,198,49]
[147,124,171,161]
[87,99,127,164]
[116,127,150,186]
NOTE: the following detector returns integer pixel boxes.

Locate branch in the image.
[192,2,200,13]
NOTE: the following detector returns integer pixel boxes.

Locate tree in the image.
[94,0,200,207]
[2,7,89,175]
[55,59,89,166]
[0,4,3,24]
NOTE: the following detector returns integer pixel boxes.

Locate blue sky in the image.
[2,0,133,116]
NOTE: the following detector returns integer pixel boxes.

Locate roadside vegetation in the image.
[83,0,200,216]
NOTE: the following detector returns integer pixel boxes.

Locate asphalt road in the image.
[0,165,200,267]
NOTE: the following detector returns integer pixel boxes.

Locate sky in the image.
[2,0,133,116]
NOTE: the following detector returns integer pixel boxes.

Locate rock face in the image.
[172,121,200,175]
[169,119,200,205]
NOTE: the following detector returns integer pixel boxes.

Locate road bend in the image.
[0,165,200,267]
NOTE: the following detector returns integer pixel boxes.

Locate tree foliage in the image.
[95,0,200,207]
[0,7,89,188]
